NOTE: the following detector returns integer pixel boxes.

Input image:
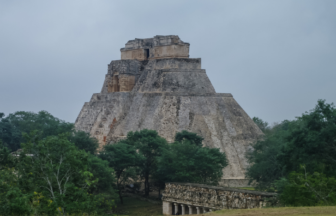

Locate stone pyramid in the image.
[75,35,263,186]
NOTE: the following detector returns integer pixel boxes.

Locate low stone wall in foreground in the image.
[162,182,277,215]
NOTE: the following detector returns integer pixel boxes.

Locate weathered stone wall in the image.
[150,44,189,59]
[162,182,277,214]
[121,49,147,61]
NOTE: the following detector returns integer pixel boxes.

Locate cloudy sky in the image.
[1,0,335,124]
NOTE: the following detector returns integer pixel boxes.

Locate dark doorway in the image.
[172,205,182,215]
[145,49,149,59]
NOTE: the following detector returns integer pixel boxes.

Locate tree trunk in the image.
[118,183,123,204]
[145,173,149,197]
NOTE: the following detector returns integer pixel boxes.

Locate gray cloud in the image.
[1,0,335,124]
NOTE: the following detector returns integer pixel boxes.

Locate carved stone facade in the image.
[120,35,190,60]
[107,75,135,93]
[75,35,263,185]
[162,183,277,215]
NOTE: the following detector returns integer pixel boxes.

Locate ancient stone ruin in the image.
[162,182,277,215]
[75,35,263,186]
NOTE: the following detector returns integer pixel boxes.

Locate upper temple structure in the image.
[120,35,190,61]
[75,35,263,186]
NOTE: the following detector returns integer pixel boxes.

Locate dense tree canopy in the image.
[0,111,73,152]
[99,141,139,203]
[0,113,21,151]
[0,140,16,170]
[279,100,336,176]
[69,130,99,155]
[246,120,293,190]
[0,131,116,216]
[0,111,99,154]
[174,130,204,147]
[19,132,100,215]
[5,111,73,139]
[126,129,168,197]
[248,100,336,194]
[157,131,228,185]
[252,117,270,133]
[278,165,336,206]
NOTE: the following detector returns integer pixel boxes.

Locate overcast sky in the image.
[1,0,335,124]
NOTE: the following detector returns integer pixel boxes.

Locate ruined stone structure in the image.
[75,35,263,186]
[162,183,277,215]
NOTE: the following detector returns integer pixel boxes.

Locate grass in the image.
[209,206,336,216]
[113,196,162,216]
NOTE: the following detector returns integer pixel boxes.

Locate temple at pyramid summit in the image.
[75,35,263,186]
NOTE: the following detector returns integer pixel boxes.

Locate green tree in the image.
[69,130,99,155]
[0,167,32,216]
[278,165,336,206]
[0,140,16,170]
[87,154,116,195]
[1,111,100,155]
[18,132,99,216]
[279,100,336,176]
[126,129,168,197]
[0,111,73,152]
[246,120,293,190]
[157,139,228,185]
[6,111,73,138]
[174,130,203,147]
[99,141,139,203]
[247,100,336,191]
[253,117,270,133]
[0,113,21,151]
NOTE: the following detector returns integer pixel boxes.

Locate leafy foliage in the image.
[87,154,116,194]
[6,111,73,139]
[246,120,293,190]
[0,111,100,155]
[0,111,116,214]
[1,131,116,215]
[19,132,97,215]
[126,129,168,197]
[156,138,228,185]
[0,168,32,216]
[69,130,99,155]
[253,117,270,133]
[279,165,336,206]
[0,111,73,152]
[174,130,204,147]
[99,141,139,203]
[0,113,22,151]
[279,100,336,176]
[247,100,336,193]
[0,140,16,170]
